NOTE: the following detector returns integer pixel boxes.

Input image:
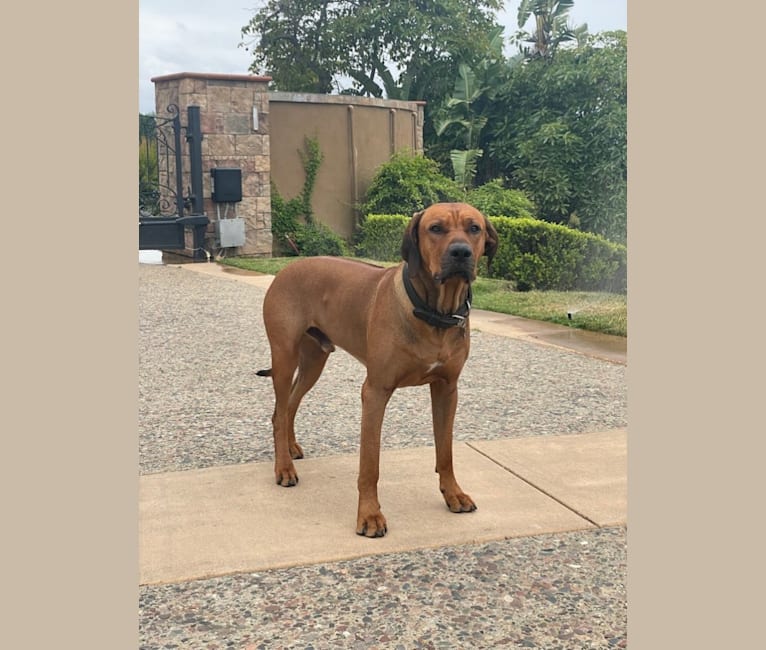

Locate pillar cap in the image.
[151,72,272,83]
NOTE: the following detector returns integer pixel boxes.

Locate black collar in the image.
[402,264,472,329]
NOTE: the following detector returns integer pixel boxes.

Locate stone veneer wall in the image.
[151,72,273,257]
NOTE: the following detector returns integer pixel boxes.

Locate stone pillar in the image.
[152,72,273,257]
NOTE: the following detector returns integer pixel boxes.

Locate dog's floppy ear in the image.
[401,209,424,273]
[483,215,498,269]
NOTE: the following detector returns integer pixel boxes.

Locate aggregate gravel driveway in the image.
[139,262,627,649]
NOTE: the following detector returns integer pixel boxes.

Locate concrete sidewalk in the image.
[140,430,626,586]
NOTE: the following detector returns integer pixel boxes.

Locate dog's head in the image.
[401,202,498,284]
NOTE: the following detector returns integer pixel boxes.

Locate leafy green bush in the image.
[355,214,410,261]
[466,179,536,219]
[362,150,463,217]
[355,214,626,293]
[139,115,160,214]
[293,222,350,257]
[272,188,350,257]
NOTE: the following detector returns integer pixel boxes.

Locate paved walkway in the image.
[139,260,627,649]
[141,429,625,585]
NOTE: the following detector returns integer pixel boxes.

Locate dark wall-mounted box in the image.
[211,168,242,203]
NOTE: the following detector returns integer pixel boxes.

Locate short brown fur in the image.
[259,203,498,537]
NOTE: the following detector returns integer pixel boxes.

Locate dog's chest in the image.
[400,335,469,385]
[426,361,443,373]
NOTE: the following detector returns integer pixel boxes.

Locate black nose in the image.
[448,242,473,259]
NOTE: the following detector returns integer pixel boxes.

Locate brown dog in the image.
[257,202,498,537]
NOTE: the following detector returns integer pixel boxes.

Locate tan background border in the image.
[5,2,138,648]
[627,1,764,647]
[6,1,763,648]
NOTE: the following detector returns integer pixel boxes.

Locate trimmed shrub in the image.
[577,236,627,293]
[466,179,537,220]
[354,214,410,261]
[355,214,626,293]
[362,150,463,217]
[489,217,626,292]
[293,221,350,257]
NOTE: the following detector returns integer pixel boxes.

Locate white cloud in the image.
[139,1,256,112]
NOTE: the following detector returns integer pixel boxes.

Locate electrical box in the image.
[211,168,242,203]
[216,217,246,248]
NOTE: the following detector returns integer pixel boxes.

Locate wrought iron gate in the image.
[139,104,208,260]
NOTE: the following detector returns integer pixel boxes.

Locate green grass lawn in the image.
[219,256,627,337]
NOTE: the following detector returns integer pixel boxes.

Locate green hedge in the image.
[355,214,626,293]
[354,214,410,261]
[293,221,350,257]
[489,217,626,292]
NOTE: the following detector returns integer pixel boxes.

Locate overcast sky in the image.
[139,0,627,114]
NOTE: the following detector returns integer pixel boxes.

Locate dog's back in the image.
[262,257,395,365]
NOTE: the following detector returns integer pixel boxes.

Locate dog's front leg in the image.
[430,379,477,513]
[356,378,393,537]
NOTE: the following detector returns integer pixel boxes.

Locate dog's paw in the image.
[356,507,388,538]
[442,489,477,513]
[275,463,299,487]
[356,519,388,538]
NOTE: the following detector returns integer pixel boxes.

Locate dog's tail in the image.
[256,368,272,377]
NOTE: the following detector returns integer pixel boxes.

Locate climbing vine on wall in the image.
[271,137,348,256]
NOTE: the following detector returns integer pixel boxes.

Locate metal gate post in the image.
[186,106,204,215]
[171,111,185,218]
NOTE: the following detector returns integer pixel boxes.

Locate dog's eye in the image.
[469,224,481,233]
[428,223,443,233]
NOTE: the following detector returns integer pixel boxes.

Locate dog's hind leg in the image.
[285,333,332,459]
[268,339,302,487]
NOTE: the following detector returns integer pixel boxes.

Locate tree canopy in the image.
[240,2,627,243]
[514,0,588,58]
[485,31,627,242]
[241,1,503,98]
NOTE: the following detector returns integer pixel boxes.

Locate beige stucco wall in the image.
[269,93,424,239]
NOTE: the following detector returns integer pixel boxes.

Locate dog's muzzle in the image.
[437,242,474,282]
